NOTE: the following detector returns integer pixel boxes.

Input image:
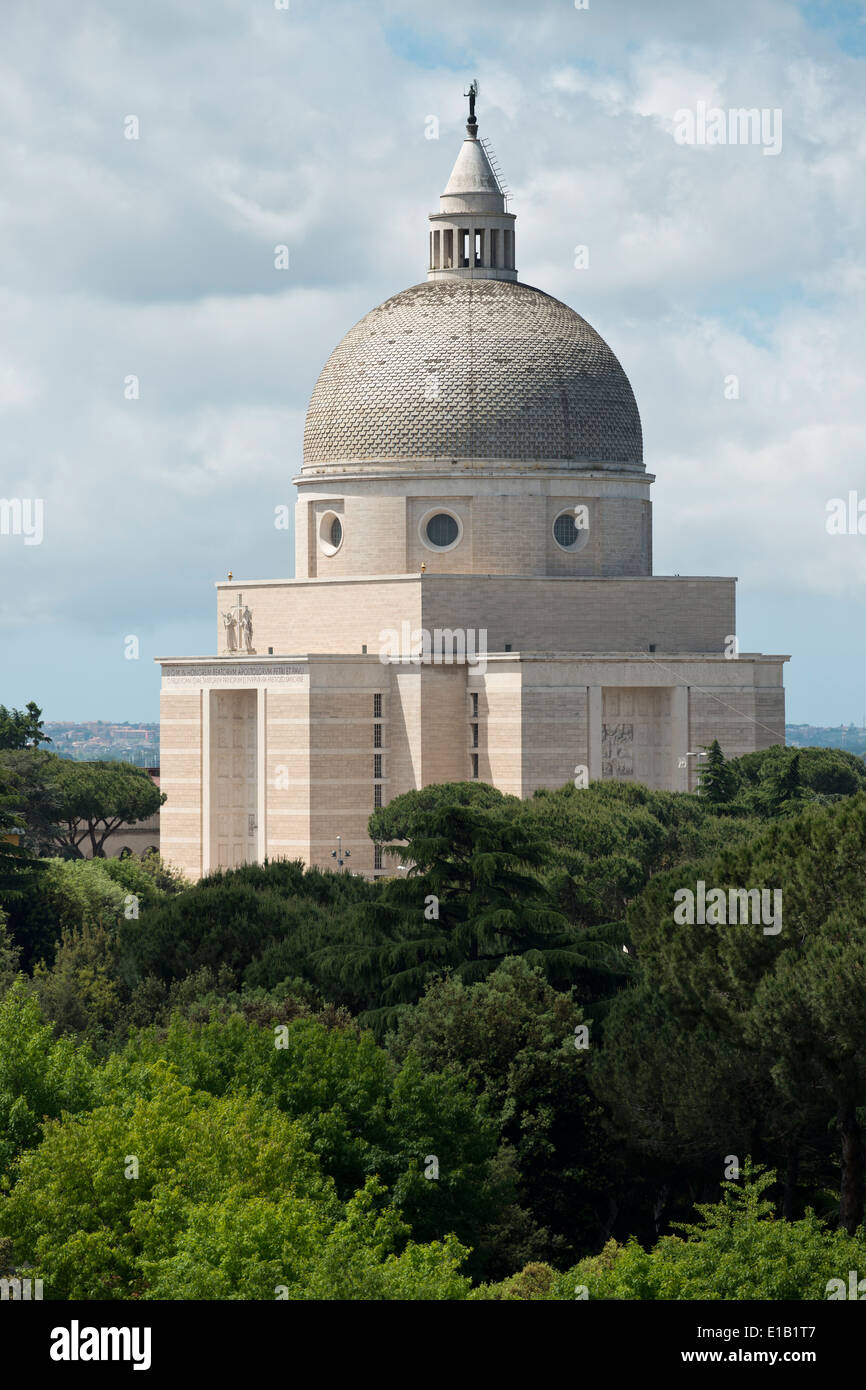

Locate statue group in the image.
[222,604,255,654]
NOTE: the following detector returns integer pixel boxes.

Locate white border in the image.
[418,507,463,553]
[319,510,344,556]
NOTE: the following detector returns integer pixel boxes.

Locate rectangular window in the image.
[373,693,382,718]
[472,723,478,748]
[432,229,440,269]
[374,753,382,779]
[460,229,470,267]
[504,229,513,268]
[471,753,479,780]
[373,723,382,748]
[444,229,453,268]
[490,229,499,267]
[471,692,479,717]
[474,230,483,266]
[374,784,383,809]
[374,844,383,870]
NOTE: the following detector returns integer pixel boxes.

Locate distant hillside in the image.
[787,724,866,756]
[45,721,159,767]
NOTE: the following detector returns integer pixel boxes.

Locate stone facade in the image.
[156,103,788,881]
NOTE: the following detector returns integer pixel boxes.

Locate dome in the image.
[302,278,643,471]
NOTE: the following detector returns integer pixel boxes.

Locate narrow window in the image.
[374,753,382,779]
[471,692,479,717]
[460,229,469,267]
[474,230,483,266]
[373,723,382,748]
[374,784,383,809]
[374,844,383,870]
[471,753,479,780]
[444,229,453,267]
[373,693,382,718]
[472,723,478,748]
[490,229,499,267]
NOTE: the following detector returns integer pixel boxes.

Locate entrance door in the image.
[211,690,257,868]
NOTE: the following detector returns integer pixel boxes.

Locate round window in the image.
[425,513,459,548]
[552,507,590,553]
[318,510,344,556]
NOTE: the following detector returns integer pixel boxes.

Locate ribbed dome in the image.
[303,278,643,470]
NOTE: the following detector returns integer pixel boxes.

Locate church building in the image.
[157,94,788,880]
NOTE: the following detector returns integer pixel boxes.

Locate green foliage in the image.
[388,957,615,1264]
[0,752,164,859]
[0,702,50,750]
[7,857,139,969]
[2,765,866,1299]
[32,923,124,1046]
[478,1164,866,1299]
[0,983,94,1177]
[0,912,22,996]
[113,1012,502,1274]
[698,740,736,804]
[611,794,866,1232]
[0,1049,474,1300]
[142,1180,471,1301]
[565,1164,866,1300]
[48,759,165,858]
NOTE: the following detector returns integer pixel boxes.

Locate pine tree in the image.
[697,740,736,804]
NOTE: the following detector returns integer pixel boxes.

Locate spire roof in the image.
[443,137,502,200]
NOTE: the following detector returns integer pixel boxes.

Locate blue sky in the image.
[1,0,864,726]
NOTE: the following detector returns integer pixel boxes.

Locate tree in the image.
[0,769,39,909]
[0,983,94,1177]
[619,794,866,1234]
[388,957,618,1267]
[118,1012,505,1276]
[357,796,631,1020]
[0,702,50,750]
[477,1162,866,1300]
[766,749,806,815]
[0,1047,477,1298]
[46,760,165,858]
[697,740,736,805]
[728,744,866,800]
[0,752,164,859]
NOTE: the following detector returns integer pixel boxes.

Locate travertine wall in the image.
[159,686,204,879]
[519,666,589,797]
[419,576,735,656]
[156,651,787,880]
[294,470,652,580]
[215,574,735,660]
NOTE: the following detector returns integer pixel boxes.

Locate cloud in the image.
[0,0,863,725]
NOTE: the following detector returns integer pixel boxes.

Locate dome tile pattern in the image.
[303,279,643,469]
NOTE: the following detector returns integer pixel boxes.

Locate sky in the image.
[1,0,864,725]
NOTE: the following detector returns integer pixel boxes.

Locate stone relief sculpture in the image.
[221,609,238,653]
[241,605,255,654]
[221,598,255,655]
[602,722,634,778]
